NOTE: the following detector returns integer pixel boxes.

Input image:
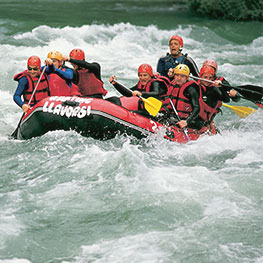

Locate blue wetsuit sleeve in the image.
[13,77,28,107]
[54,67,73,81]
[41,65,55,74]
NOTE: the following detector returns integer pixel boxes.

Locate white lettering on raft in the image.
[150,120,158,131]
[48,96,93,104]
[43,101,91,118]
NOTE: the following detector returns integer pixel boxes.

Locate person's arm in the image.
[217,85,230,103]
[109,75,135,97]
[156,57,166,76]
[72,69,79,85]
[130,84,139,92]
[69,59,102,80]
[219,78,241,102]
[112,82,134,97]
[13,77,27,108]
[184,85,200,124]
[206,86,230,107]
[41,64,54,74]
[54,67,73,81]
[185,57,199,77]
[141,81,161,98]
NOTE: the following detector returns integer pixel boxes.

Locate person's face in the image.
[27,65,40,78]
[169,40,181,56]
[138,73,151,86]
[200,73,214,87]
[173,74,188,85]
[52,58,60,69]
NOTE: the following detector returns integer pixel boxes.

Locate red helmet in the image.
[27,56,41,68]
[169,35,183,48]
[69,48,85,60]
[202,59,218,73]
[199,66,215,77]
[138,63,153,77]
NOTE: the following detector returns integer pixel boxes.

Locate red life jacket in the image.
[77,69,107,96]
[136,77,171,113]
[137,76,169,93]
[198,83,222,122]
[137,76,170,110]
[167,80,197,119]
[49,68,80,96]
[137,78,155,92]
[14,70,50,105]
[215,76,225,82]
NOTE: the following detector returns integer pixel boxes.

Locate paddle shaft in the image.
[28,66,47,105]
[189,75,263,99]
[190,75,258,117]
[113,80,162,116]
[11,66,47,139]
[169,99,190,142]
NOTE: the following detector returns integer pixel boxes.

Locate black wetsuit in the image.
[69,59,104,99]
[163,82,201,129]
[157,53,199,80]
[110,79,167,115]
[217,77,241,102]
[194,84,231,128]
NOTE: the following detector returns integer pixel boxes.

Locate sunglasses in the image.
[28,67,39,71]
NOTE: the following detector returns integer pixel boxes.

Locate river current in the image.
[0,1,263,262]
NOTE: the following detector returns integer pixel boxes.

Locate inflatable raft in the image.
[14,96,211,143]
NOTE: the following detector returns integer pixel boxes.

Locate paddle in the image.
[189,75,263,102]
[28,65,47,105]
[113,80,162,117]
[140,96,162,117]
[169,98,190,142]
[222,103,257,118]
[236,94,263,109]
[11,66,47,139]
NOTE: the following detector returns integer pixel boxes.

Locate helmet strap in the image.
[175,48,182,56]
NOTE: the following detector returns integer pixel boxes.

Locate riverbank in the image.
[186,0,263,21]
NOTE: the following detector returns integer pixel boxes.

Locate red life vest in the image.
[14,70,50,105]
[137,76,170,110]
[136,77,171,113]
[137,76,169,93]
[137,78,155,92]
[48,68,80,96]
[167,80,197,119]
[77,69,107,96]
[215,76,225,82]
[198,83,222,122]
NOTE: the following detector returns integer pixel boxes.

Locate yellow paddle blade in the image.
[222,103,257,118]
[141,97,162,117]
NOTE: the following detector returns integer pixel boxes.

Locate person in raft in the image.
[13,55,52,112]
[167,64,202,129]
[157,35,199,81]
[202,59,240,102]
[196,65,231,132]
[45,50,80,96]
[63,48,107,98]
[108,63,169,115]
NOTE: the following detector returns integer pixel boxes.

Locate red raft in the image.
[15,96,211,143]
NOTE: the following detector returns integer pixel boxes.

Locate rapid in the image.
[0,1,263,262]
